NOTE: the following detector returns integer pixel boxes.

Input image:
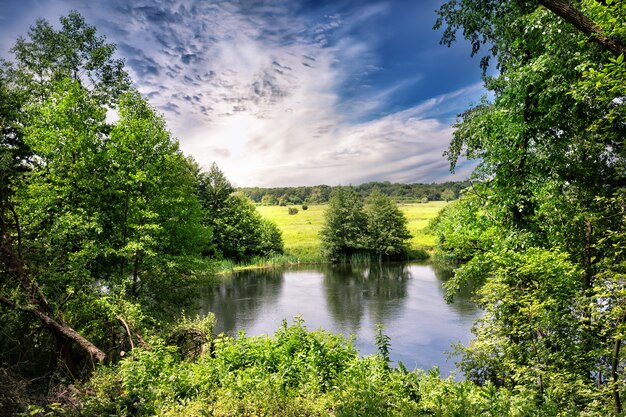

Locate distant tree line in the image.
[238,181,469,205]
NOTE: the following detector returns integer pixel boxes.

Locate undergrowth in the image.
[56,318,591,416]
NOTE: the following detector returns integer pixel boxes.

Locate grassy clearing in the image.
[399,201,447,248]
[256,201,446,261]
[256,205,326,261]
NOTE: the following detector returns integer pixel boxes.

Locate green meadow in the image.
[256,201,446,261]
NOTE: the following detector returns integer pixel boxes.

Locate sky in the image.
[0,0,486,187]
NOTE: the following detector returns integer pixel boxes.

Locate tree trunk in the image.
[0,294,106,363]
[538,0,626,56]
[0,205,106,364]
[612,336,622,414]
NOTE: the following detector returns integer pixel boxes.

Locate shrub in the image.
[79,319,570,417]
[288,207,299,215]
[320,187,366,261]
[364,189,411,260]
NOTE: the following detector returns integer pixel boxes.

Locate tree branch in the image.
[116,315,134,351]
[0,204,106,364]
[0,294,106,364]
[537,0,626,56]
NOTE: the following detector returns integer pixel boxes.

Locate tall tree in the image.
[197,162,235,213]
[11,10,130,104]
[364,189,411,261]
[320,187,366,261]
[436,0,626,412]
[196,164,283,261]
[0,11,132,369]
[0,12,208,378]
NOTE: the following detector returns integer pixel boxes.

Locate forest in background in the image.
[237,181,469,205]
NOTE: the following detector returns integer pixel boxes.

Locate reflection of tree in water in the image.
[322,264,366,329]
[431,258,479,315]
[198,269,283,334]
[364,263,410,324]
[323,263,410,330]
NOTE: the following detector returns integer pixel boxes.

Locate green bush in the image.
[78,319,578,417]
[288,207,299,215]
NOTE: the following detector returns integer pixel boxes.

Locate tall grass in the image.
[216,253,325,274]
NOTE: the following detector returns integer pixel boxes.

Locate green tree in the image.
[11,10,130,104]
[103,91,208,298]
[435,0,626,412]
[196,164,283,262]
[441,189,455,202]
[364,189,411,261]
[197,162,234,213]
[208,195,283,261]
[261,194,276,205]
[0,12,208,380]
[320,187,366,261]
[0,11,137,370]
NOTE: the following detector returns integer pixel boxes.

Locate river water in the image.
[198,262,480,377]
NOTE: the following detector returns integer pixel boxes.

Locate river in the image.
[198,262,480,377]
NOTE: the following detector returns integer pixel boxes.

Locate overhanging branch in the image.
[538,0,626,56]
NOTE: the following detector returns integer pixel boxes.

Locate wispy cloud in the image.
[207,83,483,187]
[1,0,483,186]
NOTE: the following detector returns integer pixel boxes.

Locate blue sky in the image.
[0,0,485,186]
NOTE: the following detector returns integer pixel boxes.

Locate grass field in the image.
[256,201,447,261]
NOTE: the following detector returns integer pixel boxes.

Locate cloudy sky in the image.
[0,0,485,187]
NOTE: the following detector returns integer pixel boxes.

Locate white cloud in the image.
[2,0,483,187]
[204,83,482,187]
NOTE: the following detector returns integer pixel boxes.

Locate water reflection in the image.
[198,268,284,334]
[322,263,411,330]
[198,262,481,376]
[431,259,477,316]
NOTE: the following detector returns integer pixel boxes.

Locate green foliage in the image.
[196,166,284,262]
[261,193,277,205]
[0,13,213,404]
[166,313,215,360]
[196,162,234,213]
[374,324,391,369]
[78,319,586,417]
[10,10,130,104]
[434,0,626,413]
[457,249,588,400]
[17,81,209,303]
[319,187,367,261]
[364,189,412,260]
[217,195,284,261]
[432,194,495,264]
[288,207,299,215]
[239,181,470,205]
[441,189,456,202]
[320,188,412,262]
